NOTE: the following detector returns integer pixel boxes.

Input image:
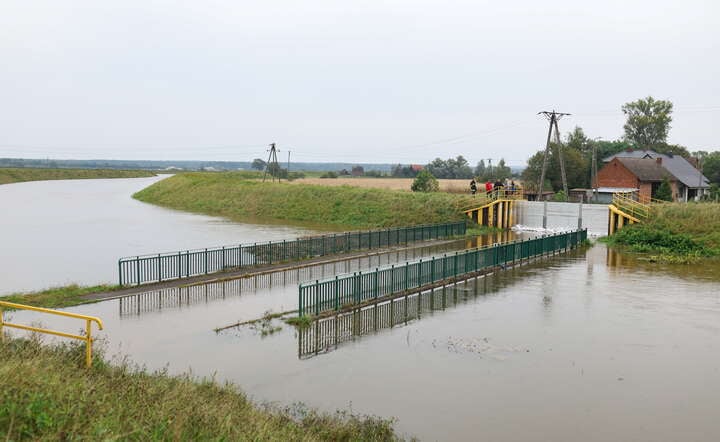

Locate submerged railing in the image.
[298,229,587,317]
[118,221,466,286]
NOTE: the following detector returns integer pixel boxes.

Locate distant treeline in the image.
[0,158,395,173]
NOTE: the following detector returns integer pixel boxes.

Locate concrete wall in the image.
[514,200,609,236]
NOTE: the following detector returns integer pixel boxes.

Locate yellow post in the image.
[488,203,494,228]
[609,210,615,235]
[86,319,92,368]
[618,214,625,229]
[497,201,504,229]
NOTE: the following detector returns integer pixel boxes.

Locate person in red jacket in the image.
[485,180,493,196]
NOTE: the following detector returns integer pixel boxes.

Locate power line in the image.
[537,110,570,198]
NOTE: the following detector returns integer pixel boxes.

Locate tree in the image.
[474,160,486,178]
[655,177,673,201]
[391,164,417,178]
[701,151,720,185]
[251,158,266,171]
[425,156,473,179]
[411,170,439,192]
[622,96,673,149]
[494,159,512,181]
[521,144,589,191]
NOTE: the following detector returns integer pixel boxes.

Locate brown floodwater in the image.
[7,240,720,441]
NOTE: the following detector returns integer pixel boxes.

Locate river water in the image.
[3,178,720,441]
[0,176,316,294]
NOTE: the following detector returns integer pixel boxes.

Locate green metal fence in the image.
[118,221,466,286]
[298,229,587,316]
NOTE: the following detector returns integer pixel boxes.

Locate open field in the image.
[0,167,156,185]
[134,173,479,229]
[0,338,400,441]
[292,177,475,193]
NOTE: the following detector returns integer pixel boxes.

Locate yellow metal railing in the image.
[0,301,103,368]
[611,192,651,220]
[461,187,524,213]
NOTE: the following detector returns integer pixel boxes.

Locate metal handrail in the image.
[0,301,104,368]
[462,187,524,213]
[612,192,650,220]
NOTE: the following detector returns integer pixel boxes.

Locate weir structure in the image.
[298,229,587,317]
[462,188,524,229]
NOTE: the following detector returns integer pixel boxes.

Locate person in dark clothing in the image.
[494,179,504,197]
[470,179,477,195]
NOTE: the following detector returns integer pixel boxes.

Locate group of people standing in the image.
[469,178,517,196]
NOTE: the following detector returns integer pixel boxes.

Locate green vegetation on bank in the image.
[604,203,720,262]
[0,338,401,441]
[0,167,156,185]
[133,172,470,229]
[1,284,121,309]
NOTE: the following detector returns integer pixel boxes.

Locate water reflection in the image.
[605,247,720,282]
[298,247,587,359]
[299,275,497,358]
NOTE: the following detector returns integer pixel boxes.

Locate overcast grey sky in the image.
[1,0,718,166]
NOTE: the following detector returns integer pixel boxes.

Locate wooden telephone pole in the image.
[537,110,570,199]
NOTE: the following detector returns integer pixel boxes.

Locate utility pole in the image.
[537,110,571,199]
[262,142,281,183]
[487,158,493,179]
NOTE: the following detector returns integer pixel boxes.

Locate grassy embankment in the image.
[0,338,401,441]
[0,167,155,185]
[604,203,720,262]
[133,172,473,229]
[0,284,122,309]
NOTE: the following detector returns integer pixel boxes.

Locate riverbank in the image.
[0,337,400,441]
[0,167,156,185]
[605,203,720,262]
[133,172,472,229]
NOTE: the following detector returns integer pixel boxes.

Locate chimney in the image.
[656,157,662,165]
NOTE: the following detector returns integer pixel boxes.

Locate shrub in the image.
[410,170,439,192]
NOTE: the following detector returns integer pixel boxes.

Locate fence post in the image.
[578,202,583,230]
[543,200,548,229]
[335,276,340,311]
[315,280,320,316]
[157,254,162,282]
[375,268,379,299]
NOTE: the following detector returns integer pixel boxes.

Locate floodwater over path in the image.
[0,176,316,294]
[8,243,720,442]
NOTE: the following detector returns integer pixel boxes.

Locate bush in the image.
[320,171,338,179]
[411,170,439,192]
[655,177,673,201]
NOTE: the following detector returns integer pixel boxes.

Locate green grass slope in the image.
[0,168,155,185]
[607,202,720,260]
[0,338,401,441]
[133,172,471,229]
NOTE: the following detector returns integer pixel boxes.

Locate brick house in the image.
[595,157,677,201]
[596,150,710,202]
